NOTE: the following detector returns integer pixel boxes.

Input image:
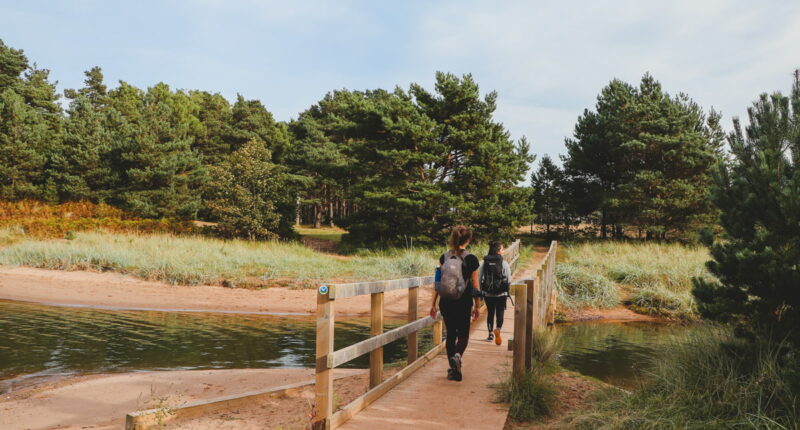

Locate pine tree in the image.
[0,89,50,200]
[563,74,720,238]
[693,71,800,344]
[114,83,206,219]
[531,155,564,233]
[56,68,120,202]
[230,95,290,161]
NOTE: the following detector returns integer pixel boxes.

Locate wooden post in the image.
[533,269,542,329]
[524,278,534,370]
[433,319,442,346]
[512,283,528,382]
[547,290,558,325]
[314,286,334,430]
[407,286,418,363]
[370,292,384,388]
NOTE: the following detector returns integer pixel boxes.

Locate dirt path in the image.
[0,266,433,317]
[0,368,364,430]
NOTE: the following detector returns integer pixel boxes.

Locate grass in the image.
[494,329,562,422]
[294,225,347,243]
[556,241,712,319]
[0,230,441,287]
[563,328,800,430]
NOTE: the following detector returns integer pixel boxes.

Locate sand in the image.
[0,368,365,430]
[0,266,434,317]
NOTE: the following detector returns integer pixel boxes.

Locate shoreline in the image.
[0,265,435,317]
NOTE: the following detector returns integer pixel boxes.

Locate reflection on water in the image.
[556,321,694,388]
[0,300,424,385]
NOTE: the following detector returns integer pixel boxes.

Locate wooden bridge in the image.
[125,240,558,429]
[314,240,559,430]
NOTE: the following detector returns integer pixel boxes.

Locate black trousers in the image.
[485,296,507,332]
[439,297,472,360]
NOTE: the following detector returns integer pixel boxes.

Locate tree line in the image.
[1,38,757,245]
[0,39,531,244]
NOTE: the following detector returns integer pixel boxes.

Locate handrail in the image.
[313,239,522,430]
[510,240,558,381]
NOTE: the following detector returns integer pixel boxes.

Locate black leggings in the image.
[485,296,507,332]
[439,298,472,360]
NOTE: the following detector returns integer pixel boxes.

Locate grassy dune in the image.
[556,241,712,319]
[0,230,440,287]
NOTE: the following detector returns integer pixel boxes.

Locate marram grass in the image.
[556,241,712,319]
[0,230,441,287]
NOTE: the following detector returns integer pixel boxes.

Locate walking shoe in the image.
[493,328,502,346]
[452,353,462,374]
[446,368,456,380]
[487,332,494,342]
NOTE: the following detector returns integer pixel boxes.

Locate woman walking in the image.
[429,225,481,381]
[480,240,511,346]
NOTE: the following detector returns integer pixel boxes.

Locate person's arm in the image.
[429,290,439,319]
[471,269,481,320]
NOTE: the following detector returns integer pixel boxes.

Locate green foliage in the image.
[204,140,295,239]
[291,72,533,245]
[566,329,800,430]
[530,155,566,232]
[693,71,800,346]
[563,73,722,239]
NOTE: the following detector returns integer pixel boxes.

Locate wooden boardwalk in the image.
[337,256,541,430]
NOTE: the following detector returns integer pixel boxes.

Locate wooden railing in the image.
[314,239,521,430]
[510,240,558,381]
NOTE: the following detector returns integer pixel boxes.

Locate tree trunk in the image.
[314,204,321,229]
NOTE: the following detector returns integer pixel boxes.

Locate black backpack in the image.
[480,254,508,295]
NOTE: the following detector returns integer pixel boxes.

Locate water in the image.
[556,321,695,388]
[0,300,424,388]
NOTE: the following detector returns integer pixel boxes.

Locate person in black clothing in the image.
[429,225,481,382]
[479,240,511,346]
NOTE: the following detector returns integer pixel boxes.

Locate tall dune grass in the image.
[556,241,712,319]
[0,230,440,287]
[565,328,800,429]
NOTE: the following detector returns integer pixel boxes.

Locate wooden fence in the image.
[314,239,521,430]
[510,240,558,381]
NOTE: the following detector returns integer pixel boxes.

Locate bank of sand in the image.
[0,368,366,430]
[0,266,434,317]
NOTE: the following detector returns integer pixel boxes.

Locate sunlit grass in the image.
[0,230,440,287]
[556,241,712,319]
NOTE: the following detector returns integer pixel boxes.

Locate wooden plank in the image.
[314,287,335,430]
[369,292,384,388]
[407,286,418,363]
[331,276,434,299]
[328,316,436,368]
[524,278,534,370]
[330,343,444,429]
[547,290,557,325]
[512,282,527,382]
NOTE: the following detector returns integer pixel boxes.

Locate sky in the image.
[2,0,800,165]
